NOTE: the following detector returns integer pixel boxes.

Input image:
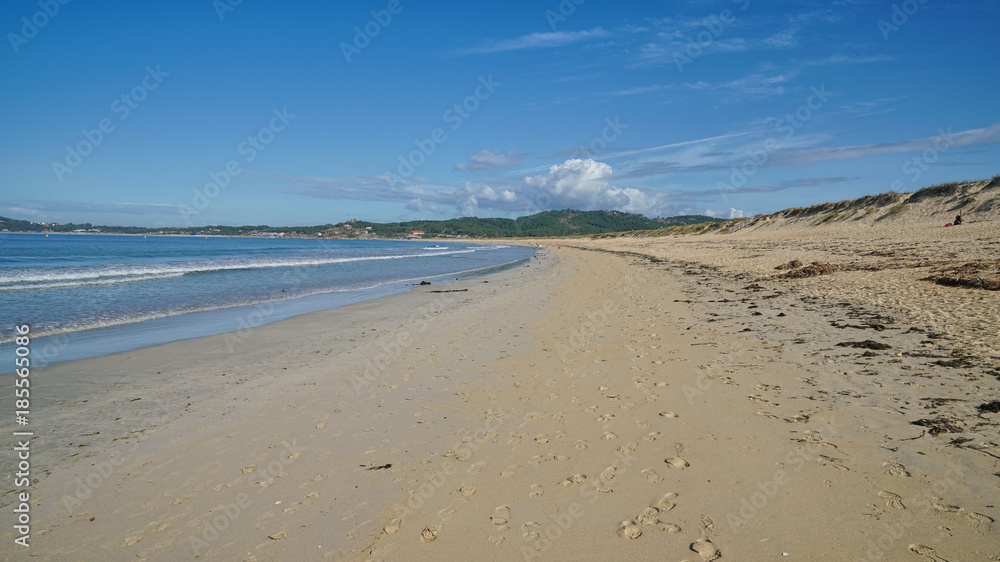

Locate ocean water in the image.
[0,233,534,366]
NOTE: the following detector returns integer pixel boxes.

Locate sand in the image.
[2,215,999,560]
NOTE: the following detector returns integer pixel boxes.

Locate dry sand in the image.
[2,199,999,560]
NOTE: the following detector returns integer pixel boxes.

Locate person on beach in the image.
[954,214,963,225]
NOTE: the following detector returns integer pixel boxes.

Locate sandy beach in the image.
[3,196,1000,560]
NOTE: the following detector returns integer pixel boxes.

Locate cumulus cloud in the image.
[273,158,696,218]
[454,149,525,172]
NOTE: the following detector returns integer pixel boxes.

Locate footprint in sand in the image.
[420,526,440,543]
[535,434,549,444]
[691,538,722,561]
[659,412,679,419]
[908,544,949,561]
[522,521,540,541]
[817,455,849,471]
[561,474,587,486]
[642,469,665,484]
[879,491,905,510]
[460,485,476,497]
[467,461,487,474]
[529,484,543,498]
[963,511,994,526]
[603,431,619,440]
[383,518,400,535]
[488,531,506,546]
[574,440,589,450]
[616,520,642,539]
[601,467,617,481]
[932,502,961,513]
[618,442,638,455]
[658,492,677,510]
[316,422,327,429]
[883,462,911,477]
[500,467,516,478]
[638,507,661,526]
[643,432,660,442]
[585,406,599,413]
[597,414,614,422]
[665,457,689,469]
[593,482,613,493]
[492,506,510,526]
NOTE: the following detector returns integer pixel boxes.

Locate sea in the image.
[0,233,535,369]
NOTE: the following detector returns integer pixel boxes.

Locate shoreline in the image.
[2,232,997,560]
[0,244,534,368]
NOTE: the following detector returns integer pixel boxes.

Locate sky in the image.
[1,0,999,227]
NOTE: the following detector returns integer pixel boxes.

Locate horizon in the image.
[2,1,999,227]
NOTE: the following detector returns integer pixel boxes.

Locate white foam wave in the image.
[0,248,479,290]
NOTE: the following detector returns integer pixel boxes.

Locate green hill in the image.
[0,210,722,238]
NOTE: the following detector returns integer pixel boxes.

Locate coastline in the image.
[1,230,997,560]
[0,253,533,367]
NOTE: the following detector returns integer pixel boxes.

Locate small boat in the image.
[424,246,448,250]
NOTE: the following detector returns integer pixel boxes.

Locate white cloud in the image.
[454,149,525,171]
[684,73,791,101]
[405,198,446,214]
[461,28,610,55]
[770,122,1000,167]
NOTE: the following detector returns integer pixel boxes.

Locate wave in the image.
[0,253,531,344]
[0,248,480,291]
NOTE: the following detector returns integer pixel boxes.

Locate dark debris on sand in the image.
[910,417,965,435]
[837,340,892,350]
[922,260,1000,291]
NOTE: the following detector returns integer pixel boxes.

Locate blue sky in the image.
[1,0,998,227]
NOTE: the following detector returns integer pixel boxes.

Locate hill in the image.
[0,210,722,239]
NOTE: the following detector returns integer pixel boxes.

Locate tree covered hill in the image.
[0,210,722,238]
